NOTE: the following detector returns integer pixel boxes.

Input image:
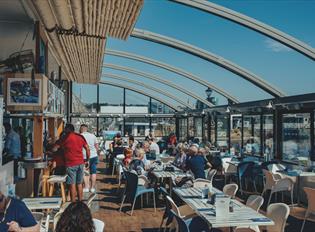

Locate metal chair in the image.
[119,171,156,215]
[290,187,315,232]
[261,170,294,206]
[93,218,105,232]
[223,183,238,198]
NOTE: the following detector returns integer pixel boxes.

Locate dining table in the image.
[174,187,274,229]
[23,197,62,210]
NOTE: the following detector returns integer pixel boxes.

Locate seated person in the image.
[0,185,39,232]
[55,201,94,232]
[148,138,160,154]
[123,148,133,167]
[173,143,187,169]
[110,139,125,167]
[186,145,211,179]
[129,148,146,175]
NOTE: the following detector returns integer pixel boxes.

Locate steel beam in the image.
[103,63,213,107]
[170,0,315,61]
[105,49,239,103]
[131,28,285,98]
[99,80,179,111]
[102,73,194,109]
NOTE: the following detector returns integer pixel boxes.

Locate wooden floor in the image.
[91,159,315,232]
[92,161,164,232]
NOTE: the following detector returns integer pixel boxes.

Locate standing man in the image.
[80,124,99,193]
[3,123,21,178]
[54,123,90,202]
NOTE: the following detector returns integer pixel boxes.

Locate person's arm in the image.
[7,221,40,232]
[83,142,90,161]
[94,136,99,153]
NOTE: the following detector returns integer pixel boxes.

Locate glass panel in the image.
[195,117,203,140]
[152,117,175,138]
[282,113,311,164]
[263,115,274,160]
[151,99,175,114]
[230,114,242,155]
[203,115,209,142]
[217,115,228,148]
[179,118,187,142]
[188,117,194,139]
[125,90,149,114]
[72,83,97,113]
[124,117,150,138]
[99,85,123,114]
[243,115,261,155]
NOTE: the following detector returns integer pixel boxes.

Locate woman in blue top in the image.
[0,190,39,232]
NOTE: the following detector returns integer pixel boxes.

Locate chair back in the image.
[189,216,212,232]
[223,183,238,198]
[173,211,189,232]
[53,211,63,231]
[206,169,217,182]
[237,161,255,178]
[246,195,264,211]
[87,193,97,208]
[193,178,211,188]
[266,203,290,232]
[93,218,105,232]
[304,187,315,214]
[263,169,276,189]
[124,171,139,202]
[166,195,181,217]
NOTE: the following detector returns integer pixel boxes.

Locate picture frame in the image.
[7,78,42,106]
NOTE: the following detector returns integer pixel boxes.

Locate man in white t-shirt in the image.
[80,124,99,193]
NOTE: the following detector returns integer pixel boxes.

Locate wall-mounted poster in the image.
[7,78,42,106]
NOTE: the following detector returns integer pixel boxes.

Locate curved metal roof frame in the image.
[102,73,194,109]
[103,63,213,107]
[99,80,178,111]
[105,49,239,103]
[170,0,315,61]
[131,28,285,98]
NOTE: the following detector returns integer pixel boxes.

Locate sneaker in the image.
[83,188,89,193]
[90,188,96,193]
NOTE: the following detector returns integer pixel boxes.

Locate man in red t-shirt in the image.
[54,123,90,202]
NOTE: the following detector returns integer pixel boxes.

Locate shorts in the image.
[66,164,84,185]
[89,157,99,174]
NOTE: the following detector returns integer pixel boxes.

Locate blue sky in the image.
[74,0,315,108]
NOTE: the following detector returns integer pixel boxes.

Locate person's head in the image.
[188,144,198,156]
[3,123,12,134]
[135,148,145,160]
[79,124,88,133]
[55,201,95,232]
[124,148,133,158]
[176,143,186,155]
[64,123,75,133]
[148,138,155,145]
[198,147,206,156]
[129,135,135,145]
[142,141,150,152]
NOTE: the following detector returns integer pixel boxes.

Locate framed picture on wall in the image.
[7,78,42,106]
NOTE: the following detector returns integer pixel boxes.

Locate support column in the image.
[48,118,56,140]
[33,116,44,158]
[123,88,126,135]
[149,97,152,132]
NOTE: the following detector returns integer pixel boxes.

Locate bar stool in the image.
[47,175,67,203]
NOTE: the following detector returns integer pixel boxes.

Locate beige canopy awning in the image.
[30,0,144,83]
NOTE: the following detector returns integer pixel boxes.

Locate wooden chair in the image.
[47,174,67,203]
[290,187,315,232]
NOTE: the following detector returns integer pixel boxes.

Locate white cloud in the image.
[264,38,292,52]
